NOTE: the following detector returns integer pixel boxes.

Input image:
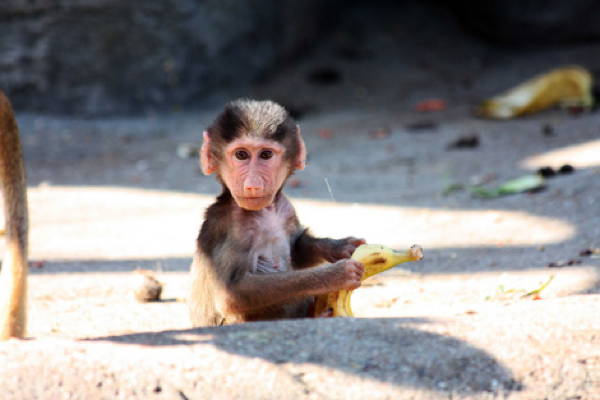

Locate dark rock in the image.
[558,164,575,174]
[542,124,555,136]
[0,0,338,115]
[537,167,556,178]
[447,134,480,150]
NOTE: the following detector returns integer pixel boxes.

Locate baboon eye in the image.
[260,150,273,160]
[234,150,250,160]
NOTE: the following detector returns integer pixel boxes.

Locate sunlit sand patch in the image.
[25,186,213,260]
[12,186,575,261]
[352,267,600,319]
[521,139,600,169]
[296,202,575,250]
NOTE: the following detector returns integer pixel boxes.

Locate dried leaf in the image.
[415,98,447,112]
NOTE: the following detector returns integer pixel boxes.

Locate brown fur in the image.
[189,99,364,327]
[0,91,29,340]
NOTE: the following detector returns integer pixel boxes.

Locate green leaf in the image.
[471,174,545,198]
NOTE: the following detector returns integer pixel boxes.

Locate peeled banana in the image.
[475,66,594,119]
[314,244,424,317]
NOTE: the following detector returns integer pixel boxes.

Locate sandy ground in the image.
[2,5,600,399]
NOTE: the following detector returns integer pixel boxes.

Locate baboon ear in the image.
[200,131,216,175]
[294,125,306,171]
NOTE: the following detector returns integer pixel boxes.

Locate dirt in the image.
[2,5,600,399]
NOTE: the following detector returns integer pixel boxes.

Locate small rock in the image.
[542,123,555,136]
[558,164,575,174]
[447,134,480,150]
[579,248,600,257]
[537,166,556,178]
[134,270,163,302]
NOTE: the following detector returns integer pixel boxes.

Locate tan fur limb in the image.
[0,91,29,340]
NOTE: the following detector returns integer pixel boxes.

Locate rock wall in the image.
[0,0,333,114]
[2,0,599,115]
[452,0,600,44]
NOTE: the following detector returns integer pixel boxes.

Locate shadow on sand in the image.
[88,317,523,395]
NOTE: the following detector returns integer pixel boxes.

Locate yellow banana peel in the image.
[476,66,594,119]
[314,244,424,317]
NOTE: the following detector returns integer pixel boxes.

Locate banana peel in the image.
[314,244,424,317]
[476,66,594,119]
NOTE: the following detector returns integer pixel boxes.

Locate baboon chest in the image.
[241,204,295,274]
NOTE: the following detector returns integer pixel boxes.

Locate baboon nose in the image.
[243,177,264,196]
[244,186,261,195]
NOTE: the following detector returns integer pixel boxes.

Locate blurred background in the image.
[2,0,600,115]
